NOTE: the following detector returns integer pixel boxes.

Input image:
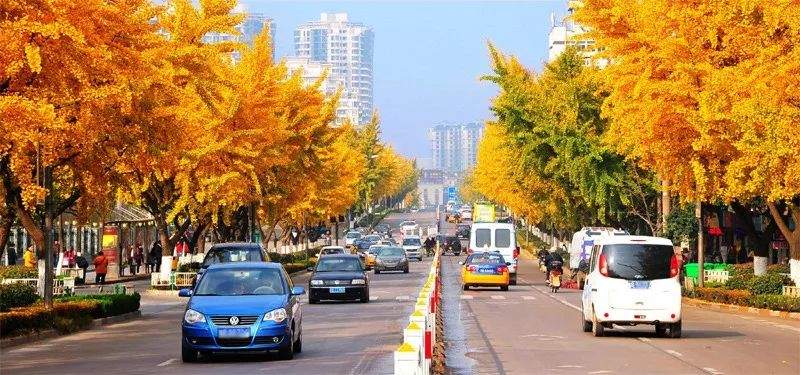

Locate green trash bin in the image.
[684,262,729,283]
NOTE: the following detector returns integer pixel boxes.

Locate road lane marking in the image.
[490,295,505,300]
[157,359,176,367]
[639,337,652,342]
[588,371,613,374]
[665,350,683,357]
[396,295,410,301]
[370,296,378,301]
[556,365,583,368]
[521,296,536,300]
[460,295,474,300]
[703,368,724,375]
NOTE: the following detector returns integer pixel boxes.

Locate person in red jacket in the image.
[93,251,109,284]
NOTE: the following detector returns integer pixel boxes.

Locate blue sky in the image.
[242,0,566,162]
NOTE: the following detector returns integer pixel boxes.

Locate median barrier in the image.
[394,251,441,375]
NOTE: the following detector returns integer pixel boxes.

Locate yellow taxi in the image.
[461,252,510,291]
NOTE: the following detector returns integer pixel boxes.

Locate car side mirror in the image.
[178,288,193,297]
[291,286,306,296]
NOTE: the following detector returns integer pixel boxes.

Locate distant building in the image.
[202,13,275,62]
[428,123,484,174]
[294,13,374,126]
[547,1,606,67]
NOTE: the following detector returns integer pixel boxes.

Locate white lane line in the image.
[665,349,683,357]
[370,296,378,301]
[556,365,583,368]
[522,296,536,300]
[588,371,613,374]
[396,295,410,301]
[491,295,506,300]
[460,295,474,300]
[157,359,177,367]
[639,337,652,342]
[703,368,724,375]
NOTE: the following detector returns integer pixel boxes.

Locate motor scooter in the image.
[549,260,563,293]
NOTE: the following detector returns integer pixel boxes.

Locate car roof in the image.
[322,246,345,250]
[206,261,280,270]
[595,235,673,246]
[404,235,421,239]
[317,254,361,260]
[208,242,263,250]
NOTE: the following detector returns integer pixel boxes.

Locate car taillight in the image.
[513,246,520,260]
[497,265,508,273]
[599,253,609,277]
[669,254,680,278]
[467,248,473,254]
[467,265,477,272]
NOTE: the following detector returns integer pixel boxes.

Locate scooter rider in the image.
[423,236,435,256]
[546,251,564,283]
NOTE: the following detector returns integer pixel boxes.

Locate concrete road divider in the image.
[395,251,441,374]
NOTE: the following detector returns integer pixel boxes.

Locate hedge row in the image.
[722,272,793,295]
[0,293,141,338]
[690,287,800,312]
[0,282,39,311]
[0,265,38,279]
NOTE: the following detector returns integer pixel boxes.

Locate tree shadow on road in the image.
[601,329,745,340]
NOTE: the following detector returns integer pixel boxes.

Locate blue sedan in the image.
[179,262,305,362]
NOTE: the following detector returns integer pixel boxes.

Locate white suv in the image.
[581,235,682,338]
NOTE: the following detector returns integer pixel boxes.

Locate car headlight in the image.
[351,279,366,285]
[310,279,323,286]
[184,309,206,324]
[263,308,287,323]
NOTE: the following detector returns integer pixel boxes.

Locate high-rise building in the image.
[294,13,374,126]
[547,1,606,67]
[428,123,484,174]
[202,13,275,62]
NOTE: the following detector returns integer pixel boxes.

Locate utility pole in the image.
[696,200,704,288]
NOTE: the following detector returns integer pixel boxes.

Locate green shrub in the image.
[0,282,39,311]
[0,265,38,279]
[694,287,752,305]
[748,273,792,295]
[177,262,202,272]
[0,300,98,337]
[724,272,754,290]
[766,264,790,275]
[55,292,140,318]
[748,294,800,312]
[726,263,754,277]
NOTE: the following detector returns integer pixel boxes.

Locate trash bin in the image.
[684,262,728,283]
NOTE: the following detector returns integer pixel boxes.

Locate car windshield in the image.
[365,235,381,241]
[316,258,363,272]
[202,248,263,267]
[495,229,511,247]
[467,253,505,265]
[403,238,421,246]
[377,247,405,257]
[194,268,285,296]
[401,222,415,226]
[346,232,361,239]
[602,244,674,280]
[475,229,491,247]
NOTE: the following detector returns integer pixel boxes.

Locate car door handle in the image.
[591,288,597,292]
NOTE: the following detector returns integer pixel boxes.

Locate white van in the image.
[581,236,682,338]
[468,222,519,285]
[569,227,629,289]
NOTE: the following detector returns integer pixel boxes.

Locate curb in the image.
[682,297,800,321]
[1,310,142,349]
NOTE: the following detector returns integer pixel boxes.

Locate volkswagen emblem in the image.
[229,316,239,326]
[272,336,280,343]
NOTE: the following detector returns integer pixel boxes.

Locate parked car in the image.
[469,222,520,285]
[443,236,462,256]
[308,254,369,304]
[580,235,682,338]
[344,231,362,247]
[402,235,423,261]
[456,224,471,240]
[319,246,347,257]
[373,246,410,274]
[194,243,268,287]
[179,262,305,362]
[461,252,510,291]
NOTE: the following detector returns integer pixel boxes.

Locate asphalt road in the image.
[0,211,437,375]
[440,221,800,375]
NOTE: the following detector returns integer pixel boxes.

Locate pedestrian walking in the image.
[133,243,144,274]
[150,240,162,273]
[93,251,108,284]
[66,247,76,268]
[127,244,137,275]
[23,247,36,268]
[75,251,89,284]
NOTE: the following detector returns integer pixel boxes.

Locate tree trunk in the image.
[766,200,800,285]
[0,212,13,263]
[661,179,670,234]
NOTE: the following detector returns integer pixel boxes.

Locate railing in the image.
[1,277,75,295]
[151,272,196,288]
[783,286,800,298]
[704,270,730,283]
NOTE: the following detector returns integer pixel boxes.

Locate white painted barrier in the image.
[783,285,800,298]
[704,270,730,283]
[394,251,440,375]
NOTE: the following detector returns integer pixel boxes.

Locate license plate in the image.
[218,327,249,339]
[478,268,496,274]
[630,280,651,289]
[330,287,346,293]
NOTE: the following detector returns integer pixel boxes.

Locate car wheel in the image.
[360,290,370,303]
[463,284,469,291]
[500,285,509,291]
[308,298,318,304]
[182,343,199,363]
[581,308,593,332]
[294,330,303,353]
[374,269,380,274]
[591,308,605,337]
[669,321,682,338]
[404,267,409,273]
[509,275,517,286]
[655,323,668,337]
[278,336,295,360]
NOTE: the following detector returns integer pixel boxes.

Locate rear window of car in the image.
[602,244,674,280]
[202,248,263,267]
[377,247,405,257]
[475,229,491,248]
[322,248,344,254]
[316,258,363,272]
[495,229,511,247]
[346,232,361,238]
[467,253,505,265]
[403,238,421,246]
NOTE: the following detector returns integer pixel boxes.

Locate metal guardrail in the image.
[783,286,800,298]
